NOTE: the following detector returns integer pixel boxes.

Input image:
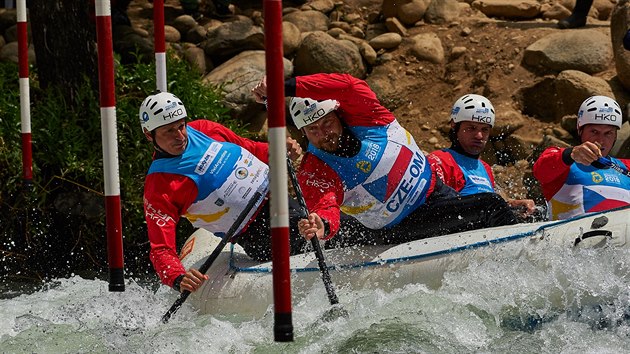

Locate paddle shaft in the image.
[286,158,339,305]
[161,191,264,323]
[610,163,630,177]
[596,157,630,178]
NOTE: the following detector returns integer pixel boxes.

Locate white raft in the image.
[180,206,630,318]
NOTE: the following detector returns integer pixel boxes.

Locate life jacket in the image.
[148,127,269,236]
[547,157,630,220]
[443,148,494,196]
[309,120,432,229]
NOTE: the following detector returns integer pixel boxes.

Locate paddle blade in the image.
[320,304,350,321]
[161,291,191,323]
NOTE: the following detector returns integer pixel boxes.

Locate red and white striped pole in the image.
[95,0,125,292]
[153,0,167,92]
[17,0,31,188]
[264,0,293,342]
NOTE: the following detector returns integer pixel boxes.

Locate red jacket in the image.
[144,120,268,287]
[427,149,495,193]
[533,146,630,201]
[295,73,437,238]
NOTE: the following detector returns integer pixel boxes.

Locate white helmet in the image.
[450,94,495,127]
[577,95,622,129]
[289,97,339,130]
[139,92,187,133]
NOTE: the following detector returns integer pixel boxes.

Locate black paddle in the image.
[596,156,630,178]
[286,158,347,318]
[161,191,264,323]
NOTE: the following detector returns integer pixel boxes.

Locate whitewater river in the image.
[2,241,630,353]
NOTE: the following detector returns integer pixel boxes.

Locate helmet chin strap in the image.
[151,130,163,152]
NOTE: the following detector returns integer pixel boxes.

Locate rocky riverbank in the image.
[1,0,629,204]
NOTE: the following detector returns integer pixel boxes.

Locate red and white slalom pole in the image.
[264,0,293,343]
[17,0,31,188]
[153,0,167,92]
[95,0,125,292]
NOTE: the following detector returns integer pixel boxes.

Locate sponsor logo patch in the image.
[235,167,248,179]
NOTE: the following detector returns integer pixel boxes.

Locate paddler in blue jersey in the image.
[252,73,518,246]
[141,92,307,293]
[534,95,630,220]
[427,94,537,219]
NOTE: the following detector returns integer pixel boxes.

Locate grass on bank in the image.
[0,53,236,280]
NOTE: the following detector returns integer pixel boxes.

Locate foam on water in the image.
[1,240,630,353]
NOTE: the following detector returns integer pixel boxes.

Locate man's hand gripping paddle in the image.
[286,158,349,320]
[161,191,264,323]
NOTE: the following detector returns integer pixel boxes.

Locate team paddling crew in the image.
[252,73,518,245]
[140,92,306,293]
[533,95,630,220]
[427,94,536,218]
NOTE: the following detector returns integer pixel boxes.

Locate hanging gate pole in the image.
[95,0,125,292]
[264,0,294,343]
[153,0,167,92]
[17,0,31,189]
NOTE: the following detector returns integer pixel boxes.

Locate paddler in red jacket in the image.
[252,73,518,246]
[141,92,305,293]
[427,94,536,219]
[533,95,630,220]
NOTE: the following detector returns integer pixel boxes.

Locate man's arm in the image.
[297,153,345,239]
[293,73,395,127]
[533,147,573,200]
[144,172,197,287]
[426,150,465,192]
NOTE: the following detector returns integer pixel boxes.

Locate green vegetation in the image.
[0,54,236,281]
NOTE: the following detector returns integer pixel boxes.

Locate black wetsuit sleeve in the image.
[285,78,297,97]
[562,147,574,165]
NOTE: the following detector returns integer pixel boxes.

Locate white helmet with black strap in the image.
[577,95,623,129]
[139,92,188,133]
[289,97,340,130]
[450,94,495,127]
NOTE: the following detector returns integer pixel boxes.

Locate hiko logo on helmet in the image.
[451,107,460,115]
[162,102,184,121]
[471,108,493,124]
[290,97,339,129]
[594,106,617,123]
[302,103,327,124]
[594,113,618,123]
[594,107,617,122]
[142,111,150,123]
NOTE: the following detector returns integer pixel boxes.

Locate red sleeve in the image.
[426,150,466,192]
[144,172,198,287]
[532,147,571,201]
[294,73,395,127]
[623,159,630,170]
[189,120,269,164]
[297,153,345,239]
